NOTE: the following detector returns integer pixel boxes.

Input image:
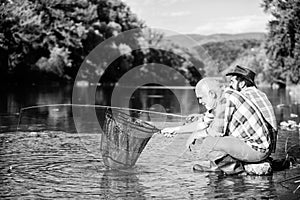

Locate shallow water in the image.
[1,85,300,199]
[1,130,300,199]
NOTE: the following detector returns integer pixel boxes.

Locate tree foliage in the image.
[198,39,262,76]
[228,45,271,85]
[262,0,300,86]
[0,0,144,82]
[98,28,203,86]
[0,0,203,85]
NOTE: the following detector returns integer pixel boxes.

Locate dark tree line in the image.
[0,0,142,82]
[0,0,203,85]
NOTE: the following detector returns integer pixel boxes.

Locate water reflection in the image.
[100,170,147,199]
[1,84,300,137]
[0,84,72,114]
[1,85,300,123]
[102,84,201,116]
[18,106,76,132]
[203,173,276,199]
[0,84,73,132]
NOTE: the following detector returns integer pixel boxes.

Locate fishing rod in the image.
[19,103,188,118]
[17,103,188,133]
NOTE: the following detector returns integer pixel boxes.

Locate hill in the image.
[164,32,267,78]
[165,32,266,48]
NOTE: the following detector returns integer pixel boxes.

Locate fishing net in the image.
[12,104,187,169]
[101,109,160,169]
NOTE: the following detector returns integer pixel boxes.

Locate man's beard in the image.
[236,84,242,92]
[230,84,242,92]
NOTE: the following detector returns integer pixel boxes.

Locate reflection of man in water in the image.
[161,66,277,174]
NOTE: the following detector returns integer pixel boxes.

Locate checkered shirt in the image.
[242,87,277,131]
[224,88,270,153]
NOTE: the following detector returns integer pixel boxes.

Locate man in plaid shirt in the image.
[223,88,271,153]
[226,65,277,153]
[191,66,277,174]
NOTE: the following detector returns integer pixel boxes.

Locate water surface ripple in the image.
[1,131,300,199]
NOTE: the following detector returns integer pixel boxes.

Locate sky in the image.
[122,0,271,35]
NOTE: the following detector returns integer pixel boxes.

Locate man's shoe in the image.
[193,164,221,172]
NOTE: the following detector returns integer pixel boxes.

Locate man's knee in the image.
[203,136,221,148]
[207,150,227,161]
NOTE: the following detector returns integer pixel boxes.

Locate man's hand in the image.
[160,127,180,137]
[196,121,209,131]
[203,112,214,125]
[185,129,208,149]
[184,114,203,124]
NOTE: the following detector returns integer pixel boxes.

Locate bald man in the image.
[161,78,226,143]
[162,77,273,174]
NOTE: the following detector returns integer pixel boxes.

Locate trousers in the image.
[196,136,269,174]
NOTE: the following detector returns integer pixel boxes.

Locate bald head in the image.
[195,78,223,111]
[195,78,222,97]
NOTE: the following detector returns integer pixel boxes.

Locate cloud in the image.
[193,15,269,35]
[162,11,191,17]
[123,0,186,7]
[145,0,186,6]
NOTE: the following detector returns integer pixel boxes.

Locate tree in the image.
[199,39,262,76]
[262,0,300,87]
[0,0,203,85]
[228,45,271,85]
[137,28,203,86]
[98,28,204,86]
[0,0,144,82]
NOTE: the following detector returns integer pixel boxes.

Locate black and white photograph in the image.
[0,0,300,199]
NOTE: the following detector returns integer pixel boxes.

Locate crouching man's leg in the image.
[194,136,269,174]
[205,136,269,162]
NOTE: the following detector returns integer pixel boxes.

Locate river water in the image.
[0,84,300,199]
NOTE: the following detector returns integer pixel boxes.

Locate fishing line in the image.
[16,103,187,169]
[19,103,188,118]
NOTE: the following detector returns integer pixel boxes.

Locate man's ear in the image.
[208,90,217,99]
[239,80,246,88]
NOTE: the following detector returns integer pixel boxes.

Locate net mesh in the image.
[101,109,160,169]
